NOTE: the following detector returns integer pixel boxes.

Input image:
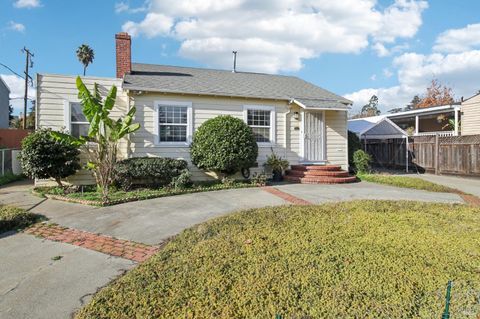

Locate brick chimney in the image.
[115,32,131,78]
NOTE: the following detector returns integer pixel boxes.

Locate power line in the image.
[0,62,25,80]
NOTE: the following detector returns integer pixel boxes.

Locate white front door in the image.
[303,111,325,162]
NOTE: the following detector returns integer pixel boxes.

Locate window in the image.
[155,101,193,145]
[65,102,89,138]
[244,105,275,144]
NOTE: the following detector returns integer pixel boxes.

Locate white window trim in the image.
[64,100,89,136]
[243,105,276,147]
[154,100,193,147]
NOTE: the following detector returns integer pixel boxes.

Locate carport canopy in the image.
[348,116,408,140]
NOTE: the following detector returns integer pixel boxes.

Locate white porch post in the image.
[405,136,409,173]
[415,115,419,135]
[454,107,459,136]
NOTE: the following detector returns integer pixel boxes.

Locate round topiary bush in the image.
[190,115,258,174]
[19,128,81,186]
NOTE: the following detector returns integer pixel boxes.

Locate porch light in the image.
[293,112,300,121]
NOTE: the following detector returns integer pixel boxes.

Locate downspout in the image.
[126,89,132,158]
[285,100,293,159]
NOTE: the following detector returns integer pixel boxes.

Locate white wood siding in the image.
[325,110,348,170]
[36,74,129,185]
[461,95,480,136]
[36,74,349,184]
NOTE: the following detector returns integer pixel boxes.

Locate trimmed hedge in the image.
[114,157,188,190]
[190,115,258,174]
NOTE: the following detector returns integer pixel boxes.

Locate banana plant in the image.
[52,76,140,201]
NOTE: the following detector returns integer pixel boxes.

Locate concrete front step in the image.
[284,175,358,184]
[286,169,350,177]
[290,164,342,171]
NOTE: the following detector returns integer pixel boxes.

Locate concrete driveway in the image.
[0,179,466,319]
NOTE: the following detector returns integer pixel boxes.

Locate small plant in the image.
[51,255,63,261]
[170,170,192,189]
[251,173,267,186]
[353,149,372,174]
[221,176,236,186]
[264,150,289,182]
[19,128,81,186]
[190,115,258,175]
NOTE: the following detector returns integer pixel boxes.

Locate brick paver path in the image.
[24,223,159,262]
[262,186,312,205]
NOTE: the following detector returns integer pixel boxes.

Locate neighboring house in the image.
[461,92,480,136]
[0,76,10,128]
[36,32,352,185]
[356,104,461,137]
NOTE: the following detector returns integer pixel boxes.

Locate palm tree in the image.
[76,44,95,76]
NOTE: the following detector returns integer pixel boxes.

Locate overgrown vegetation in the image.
[35,180,260,206]
[114,157,189,191]
[76,201,480,318]
[0,173,24,186]
[19,128,81,186]
[190,115,258,175]
[357,173,456,193]
[0,205,42,233]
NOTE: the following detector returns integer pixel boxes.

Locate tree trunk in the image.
[55,177,63,187]
[83,66,86,76]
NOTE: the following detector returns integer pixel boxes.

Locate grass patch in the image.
[0,173,24,187]
[357,173,457,193]
[76,200,480,319]
[0,205,42,233]
[34,181,260,206]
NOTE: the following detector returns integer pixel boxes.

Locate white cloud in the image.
[345,49,480,113]
[115,1,147,14]
[434,23,480,53]
[13,0,41,8]
[383,68,393,78]
[0,74,36,115]
[121,0,428,73]
[7,21,25,33]
[370,74,377,81]
[122,13,173,38]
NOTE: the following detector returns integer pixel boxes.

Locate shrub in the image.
[114,157,188,190]
[170,169,192,189]
[353,149,372,173]
[20,128,81,186]
[0,205,41,233]
[190,116,258,175]
[348,131,362,167]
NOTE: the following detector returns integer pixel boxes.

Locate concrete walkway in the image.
[403,173,480,197]
[0,180,465,318]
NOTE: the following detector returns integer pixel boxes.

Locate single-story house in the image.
[36,32,353,185]
[461,92,480,135]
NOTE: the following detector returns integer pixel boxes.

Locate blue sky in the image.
[2,0,480,115]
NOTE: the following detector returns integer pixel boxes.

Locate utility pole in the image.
[21,47,34,129]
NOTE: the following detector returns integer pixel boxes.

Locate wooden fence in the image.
[364,134,480,177]
[0,129,30,149]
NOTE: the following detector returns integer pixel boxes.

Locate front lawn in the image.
[76,201,480,318]
[357,173,457,193]
[34,181,261,206]
[0,205,42,233]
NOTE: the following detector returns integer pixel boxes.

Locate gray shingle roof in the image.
[123,63,351,109]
